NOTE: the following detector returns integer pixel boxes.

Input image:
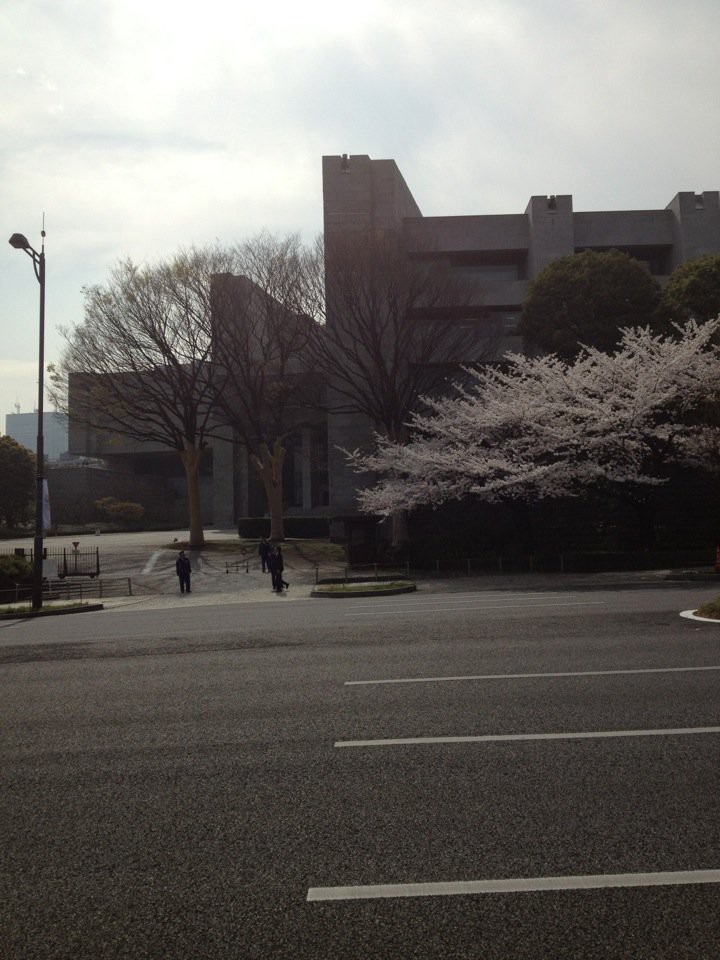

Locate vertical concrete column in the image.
[526,195,574,278]
[301,428,313,511]
[211,428,235,527]
[666,191,720,270]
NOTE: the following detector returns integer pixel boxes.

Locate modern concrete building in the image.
[68,154,720,532]
[321,153,720,512]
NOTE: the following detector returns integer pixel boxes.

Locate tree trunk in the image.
[179,442,205,548]
[507,499,535,556]
[391,509,409,547]
[626,493,658,551]
[251,438,286,540]
[387,425,410,548]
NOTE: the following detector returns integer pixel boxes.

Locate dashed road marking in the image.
[307,869,720,901]
[347,600,605,616]
[345,664,720,686]
[334,726,720,748]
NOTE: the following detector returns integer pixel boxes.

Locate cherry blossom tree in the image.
[348,319,720,544]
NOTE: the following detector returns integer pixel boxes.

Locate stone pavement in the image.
[8,527,718,613]
[101,563,720,613]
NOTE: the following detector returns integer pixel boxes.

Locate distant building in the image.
[4,411,68,461]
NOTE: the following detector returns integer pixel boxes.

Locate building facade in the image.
[322,153,720,512]
[68,154,720,531]
[5,411,68,461]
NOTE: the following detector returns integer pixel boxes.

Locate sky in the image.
[2,0,719,423]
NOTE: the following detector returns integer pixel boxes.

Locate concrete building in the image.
[322,153,720,511]
[68,154,720,532]
[4,410,68,461]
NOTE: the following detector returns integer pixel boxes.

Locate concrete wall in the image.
[47,465,212,527]
[322,154,422,239]
[666,191,720,269]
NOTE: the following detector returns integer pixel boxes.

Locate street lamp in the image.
[9,228,46,610]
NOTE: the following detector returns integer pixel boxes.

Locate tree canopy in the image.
[211,233,322,539]
[519,249,662,358]
[53,246,235,546]
[661,255,720,323]
[0,435,35,528]
[348,319,720,518]
[315,231,498,439]
[314,230,502,543]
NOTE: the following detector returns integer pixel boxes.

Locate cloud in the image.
[1,0,719,420]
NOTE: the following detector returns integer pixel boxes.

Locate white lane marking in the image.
[334,726,720,748]
[346,592,571,607]
[345,664,720,686]
[681,609,720,623]
[348,600,605,616]
[142,550,164,575]
[307,869,720,901]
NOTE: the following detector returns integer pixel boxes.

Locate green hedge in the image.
[237,517,330,539]
[0,555,32,600]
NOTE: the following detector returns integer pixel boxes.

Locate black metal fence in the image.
[44,577,132,600]
[0,546,100,578]
[315,548,716,583]
[0,577,132,607]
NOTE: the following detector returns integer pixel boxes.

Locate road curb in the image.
[0,603,104,620]
[680,609,720,623]
[311,584,417,599]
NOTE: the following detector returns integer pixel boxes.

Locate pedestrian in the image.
[275,545,289,591]
[258,537,271,573]
[175,549,191,594]
[267,546,280,592]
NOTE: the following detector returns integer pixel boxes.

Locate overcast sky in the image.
[2,0,719,427]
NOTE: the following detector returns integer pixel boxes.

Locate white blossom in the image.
[348,318,720,516]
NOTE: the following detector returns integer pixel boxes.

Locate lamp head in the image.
[9,233,31,250]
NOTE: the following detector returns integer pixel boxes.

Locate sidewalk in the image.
[99,564,720,613]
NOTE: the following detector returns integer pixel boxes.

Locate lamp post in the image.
[9,229,46,610]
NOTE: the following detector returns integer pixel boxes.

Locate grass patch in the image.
[695,596,720,619]
[0,601,91,618]
[315,581,412,593]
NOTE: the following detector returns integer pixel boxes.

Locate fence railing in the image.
[44,578,131,600]
[0,577,132,607]
[314,548,716,582]
[0,546,100,578]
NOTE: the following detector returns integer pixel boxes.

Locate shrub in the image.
[94,497,145,525]
[0,555,32,595]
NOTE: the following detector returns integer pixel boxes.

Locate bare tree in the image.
[313,230,500,544]
[210,233,323,540]
[52,246,235,547]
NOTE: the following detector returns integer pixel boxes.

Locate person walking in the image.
[267,546,280,592]
[258,537,271,573]
[275,545,289,591]
[175,550,192,594]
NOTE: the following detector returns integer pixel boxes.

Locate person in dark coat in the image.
[258,537,271,573]
[267,546,280,592]
[267,546,288,592]
[275,546,289,591]
[176,550,191,594]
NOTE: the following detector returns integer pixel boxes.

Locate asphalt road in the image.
[2,583,720,959]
